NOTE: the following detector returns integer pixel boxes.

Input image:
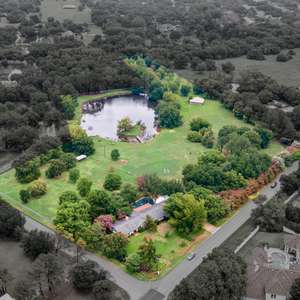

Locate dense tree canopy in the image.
[15,160,41,184]
[290,278,300,300]
[0,198,25,239]
[102,233,128,261]
[228,149,271,179]
[30,253,63,296]
[103,173,122,191]
[252,201,285,232]
[0,0,299,164]
[164,193,206,235]
[156,101,182,129]
[280,166,300,194]
[21,230,55,259]
[137,174,184,196]
[221,72,299,140]
[71,260,104,290]
[169,248,247,300]
[89,0,300,69]
[190,187,229,224]
[137,238,159,272]
[54,200,91,238]
[183,151,247,192]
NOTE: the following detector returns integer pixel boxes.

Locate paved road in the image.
[23,162,299,300]
[262,161,298,205]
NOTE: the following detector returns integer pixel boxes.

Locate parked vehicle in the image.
[271,181,278,189]
[187,253,196,261]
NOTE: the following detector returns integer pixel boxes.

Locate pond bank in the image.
[80,94,156,141]
[71,89,132,126]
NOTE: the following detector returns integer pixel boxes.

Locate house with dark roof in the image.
[113,197,168,236]
[244,235,300,300]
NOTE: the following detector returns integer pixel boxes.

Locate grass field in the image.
[125,223,211,280]
[176,48,300,87]
[40,0,91,24]
[0,90,283,225]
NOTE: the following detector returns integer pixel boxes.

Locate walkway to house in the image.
[203,223,218,234]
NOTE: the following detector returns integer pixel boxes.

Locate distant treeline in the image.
[89,0,300,69]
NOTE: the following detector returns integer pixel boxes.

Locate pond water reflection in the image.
[81,96,156,140]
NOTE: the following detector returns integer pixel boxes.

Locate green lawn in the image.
[175,48,300,87]
[122,124,142,137]
[0,91,283,225]
[125,223,211,280]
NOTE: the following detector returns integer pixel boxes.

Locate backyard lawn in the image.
[125,223,211,280]
[0,90,283,225]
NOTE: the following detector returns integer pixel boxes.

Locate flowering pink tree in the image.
[95,215,113,233]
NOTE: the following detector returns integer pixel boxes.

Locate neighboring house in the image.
[113,197,168,236]
[189,97,205,105]
[244,235,300,300]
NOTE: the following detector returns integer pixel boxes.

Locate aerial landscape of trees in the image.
[1,0,299,165]
[0,0,300,162]
[89,0,300,69]
[1,54,287,282]
[0,50,290,287]
[0,0,300,298]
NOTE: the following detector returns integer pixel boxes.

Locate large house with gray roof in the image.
[244,235,300,300]
[113,197,168,236]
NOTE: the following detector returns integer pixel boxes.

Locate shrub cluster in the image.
[45,153,76,179]
[187,118,214,148]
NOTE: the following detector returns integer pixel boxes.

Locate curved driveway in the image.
[24,162,299,300]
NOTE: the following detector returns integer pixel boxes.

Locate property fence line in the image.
[284,191,299,205]
[283,226,297,235]
[0,164,12,175]
[0,191,52,225]
[234,226,260,254]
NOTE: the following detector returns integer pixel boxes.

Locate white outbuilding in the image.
[76,154,87,161]
[189,97,205,105]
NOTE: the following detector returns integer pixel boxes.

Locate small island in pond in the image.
[80,95,156,142]
[117,117,146,142]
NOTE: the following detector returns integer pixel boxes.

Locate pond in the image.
[81,95,156,141]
